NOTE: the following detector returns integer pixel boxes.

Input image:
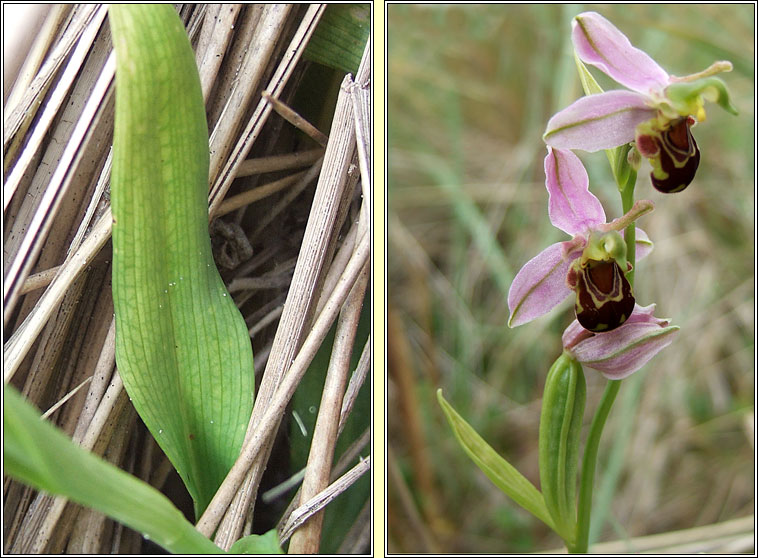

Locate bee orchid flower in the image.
[508,147,653,331]
[543,11,737,193]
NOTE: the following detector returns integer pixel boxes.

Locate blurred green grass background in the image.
[387,4,754,553]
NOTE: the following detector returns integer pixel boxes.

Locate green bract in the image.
[109,5,254,516]
[539,353,586,545]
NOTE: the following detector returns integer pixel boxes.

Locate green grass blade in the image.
[3,385,224,554]
[109,5,254,516]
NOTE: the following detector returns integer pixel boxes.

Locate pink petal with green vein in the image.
[508,241,582,328]
[572,11,671,94]
[545,147,606,235]
[544,90,655,152]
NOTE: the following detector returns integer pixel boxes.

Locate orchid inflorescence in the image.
[510,11,735,551]
[509,11,736,379]
[440,11,738,555]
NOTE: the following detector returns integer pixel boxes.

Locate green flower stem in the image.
[621,170,638,284]
[572,166,637,554]
[571,379,621,553]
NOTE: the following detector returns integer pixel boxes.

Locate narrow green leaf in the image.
[305,4,369,74]
[437,390,559,535]
[3,385,223,554]
[228,530,283,554]
[109,5,254,516]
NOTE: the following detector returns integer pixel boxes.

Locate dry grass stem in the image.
[236,147,324,177]
[194,4,242,104]
[4,5,102,170]
[40,376,93,420]
[207,5,325,217]
[228,265,296,293]
[541,514,755,554]
[5,208,112,381]
[331,428,371,479]
[274,385,371,536]
[4,49,114,320]
[4,4,60,118]
[339,339,371,435]
[278,456,371,545]
[288,264,369,552]
[205,5,293,187]
[348,49,372,229]
[263,469,307,505]
[248,303,285,338]
[262,90,330,146]
[249,158,324,238]
[271,426,370,525]
[70,318,116,441]
[19,266,60,294]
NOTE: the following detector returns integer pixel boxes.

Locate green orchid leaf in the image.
[305,4,369,74]
[109,5,254,517]
[3,385,224,554]
[228,530,283,554]
[437,390,559,535]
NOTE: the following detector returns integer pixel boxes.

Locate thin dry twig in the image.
[278,456,371,545]
[236,147,323,176]
[262,90,329,146]
[216,172,310,217]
